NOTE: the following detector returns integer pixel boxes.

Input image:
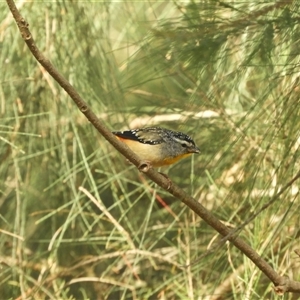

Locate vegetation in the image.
[1,1,300,299]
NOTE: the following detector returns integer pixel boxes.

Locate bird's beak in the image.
[191,147,200,154]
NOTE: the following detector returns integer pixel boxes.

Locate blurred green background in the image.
[1,1,300,299]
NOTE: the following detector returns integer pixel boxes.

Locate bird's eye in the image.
[181,142,188,148]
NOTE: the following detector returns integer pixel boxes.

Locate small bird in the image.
[112,127,200,168]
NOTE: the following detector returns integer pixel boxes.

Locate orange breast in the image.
[160,153,192,166]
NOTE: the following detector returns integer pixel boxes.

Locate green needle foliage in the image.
[1,1,300,299]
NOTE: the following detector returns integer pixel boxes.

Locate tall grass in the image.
[1,1,300,299]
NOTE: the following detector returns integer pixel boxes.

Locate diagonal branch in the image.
[5,0,300,294]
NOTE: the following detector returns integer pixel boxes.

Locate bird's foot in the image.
[158,172,172,190]
[138,162,172,190]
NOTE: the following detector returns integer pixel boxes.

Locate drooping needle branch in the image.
[5,0,300,294]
